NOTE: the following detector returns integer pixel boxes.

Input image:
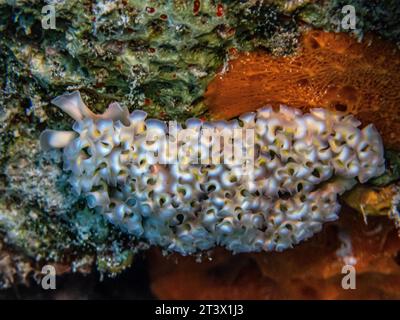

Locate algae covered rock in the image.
[0,0,300,121]
[0,0,302,283]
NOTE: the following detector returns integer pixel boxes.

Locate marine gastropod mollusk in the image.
[41,91,385,255]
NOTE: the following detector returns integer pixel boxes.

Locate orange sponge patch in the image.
[205,30,400,149]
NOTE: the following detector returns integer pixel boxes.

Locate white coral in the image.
[41,91,385,254]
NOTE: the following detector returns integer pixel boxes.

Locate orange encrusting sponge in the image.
[205,30,400,149]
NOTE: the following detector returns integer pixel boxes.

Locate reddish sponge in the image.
[205,30,400,149]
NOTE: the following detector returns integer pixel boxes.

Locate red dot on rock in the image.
[146,7,155,14]
[193,0,200,14]
[217,4,224,17]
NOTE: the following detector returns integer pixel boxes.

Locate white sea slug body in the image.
[41,91,385,254]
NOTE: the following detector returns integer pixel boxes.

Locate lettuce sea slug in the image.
[40,91,385,255]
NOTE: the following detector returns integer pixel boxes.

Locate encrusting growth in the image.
[41,91,385,254]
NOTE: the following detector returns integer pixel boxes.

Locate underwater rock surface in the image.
[0,0,399,292]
